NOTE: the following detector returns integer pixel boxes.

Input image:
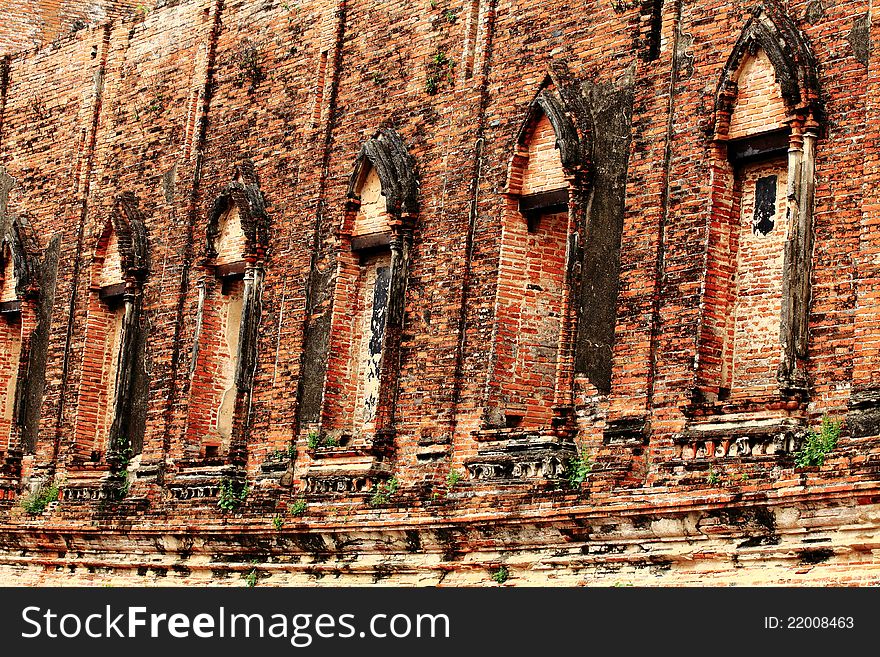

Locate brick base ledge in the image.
[1,486,878,586]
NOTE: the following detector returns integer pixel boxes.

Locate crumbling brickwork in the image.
[0,0,138,55]
[0,0,879,586]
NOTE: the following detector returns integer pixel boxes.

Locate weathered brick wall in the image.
[0,0,138,55]
[0,251,16,302]
[351,168,387,237]
[213,206,247,269]
[187,276,244,454]
[0,0,878,585]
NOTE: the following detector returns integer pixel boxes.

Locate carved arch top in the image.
[715,4,821,122]
[100,192,149,279]
[507,66,592,190]
[347,128,419,217]
[0,216,40,299]
[515,89,585,178]
[205,160,270,261]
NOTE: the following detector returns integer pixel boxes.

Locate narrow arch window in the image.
[500,112,570,428]
[0,201,50,462]
[189,204,247,459]
[300,129,418,495]
[484,89,584,433]
[466,83,599,482]
[185,163,268,463]
[0,244,23,452]
[72,194,148,467]
[693,6,820,411]
[75,226,125,462]
[323,164,399,441]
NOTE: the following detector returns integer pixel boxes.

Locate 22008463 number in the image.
[764,617,854,629]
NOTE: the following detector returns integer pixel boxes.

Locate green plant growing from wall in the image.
[307,431,320,449]
[322,435,338,448]
[425,48,454,95]
[107,446,133,498]
[289,497,308,517]
[144,91,166,116]
[114,470,131,498]
[431,50,450,68]
[565,448,593,489]
[21,482,60,515]
[217,477,249,511]
[232,41,266,93]
[444,9,458,24]
[446,469,463,489]
[245,561,259,587]
[490,565,509,584]
[369,477,399,506]
[707,468,721,485]
[272,515,284,531]
[795,416,842,468]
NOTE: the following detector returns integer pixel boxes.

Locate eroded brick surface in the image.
[0,0,878,586]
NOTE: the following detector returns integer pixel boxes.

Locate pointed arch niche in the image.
[185,161,269,463]
[682,5,821,461]
[303,129,418,495]
[0,219,39,460]
[488,90,584,428]
[468,83,591,481]
[72,194,148,472]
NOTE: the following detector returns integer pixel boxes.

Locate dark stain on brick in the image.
[804,1,824,25]
[574,70,634,393]
[848,14,870,66]
[404,529,421,553]
[798,547,834,565]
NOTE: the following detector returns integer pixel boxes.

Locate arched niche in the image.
[484,82,589,434]
[301,128,419,496]
[73,193,148,468]
[692,4,821,413]
[186,161,269,462]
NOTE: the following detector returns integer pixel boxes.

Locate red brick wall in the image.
[0,0,138,55]
[492,208,568,427]
[520,114,567,195]
[187,275,242,454]
[0,249,16,303]
[322,244,391,440]
[728,49,789,140]
[0,0,878,585]
[73,224,125,462]
[73,292,122,461]
[214,205,247,267]
[352,167,388,237]
[0,251,21,450]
